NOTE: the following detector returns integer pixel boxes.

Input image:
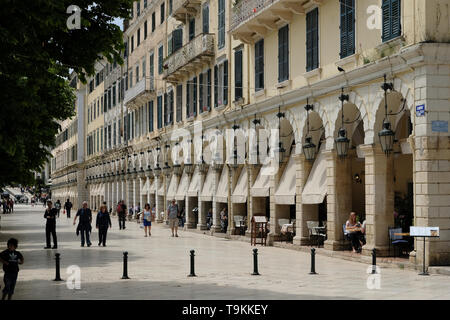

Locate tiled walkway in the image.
[0,205,449,300]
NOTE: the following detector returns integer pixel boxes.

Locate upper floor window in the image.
[157,95,163,129]
[152,12,156,32]
[149,100,154,132]
[214,60,228,107]
[203,3,209,33]
[158,44,164,74]
[131,35,134,52]
[160,3,165,24]
[144,0,147,9]
[137,28,141,46]
[306,8,319,72]
[144,21,148,39]
[234,48,243,100]
[382,0,401,42]
[186,76,198,118]
[137,1,140,16]
[218,0,225,49]
[176,84,182,122]
[278,25,289,83]
[169,0,173,15]
[199,69,212,113]
[340,0,355,58]
[255,39,264,92]
[189,18,195,41]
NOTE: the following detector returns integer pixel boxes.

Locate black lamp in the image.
[379,75,395,155]
[335,88,350,159]
[303,100,316,161]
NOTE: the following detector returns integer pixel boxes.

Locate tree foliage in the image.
[0,0,133,186]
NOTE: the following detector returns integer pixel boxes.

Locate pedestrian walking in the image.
[117,200,127,230]
[0,238,24,300]
[220,207,228,233]
[9,199,14,213]
[55,200,61,218]
[96,204,112,247]
[73,201,92,247]
[141,203,152,237]
[44,200,58,249]
[206,208,213,230]
[167,199,180,237]
[64,199,73,218]
[179,206,185,228]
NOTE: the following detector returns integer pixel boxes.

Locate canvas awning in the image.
[149,178,156,194]
[140,179,150,195]
[302,145,328,204]
[176,169,190,200]
[200,167,215,201]
[275,154,296,204]
[98,184,105,196]
[215,165,229,203]
[166,175,179,200]
[251,167,270,197]
[232,168,248,203]
[187,166,201,197]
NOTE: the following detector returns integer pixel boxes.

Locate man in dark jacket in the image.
[96,203,112,247]
[64,199,73,218]
[73,201,92,247]
[44,200,58,249]
[118,200,127,230]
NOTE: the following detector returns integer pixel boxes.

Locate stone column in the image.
[228,166,241,236]
[269,161,285,244]
[293,154,315,246]
[360,144,394,256]
[76,167,86,210]
[248,164,260,237]
[139,176,144,208]
[197,169,207,230]
[212,166,223,232]
[133,173,140,209]
[155,176,164,223]
[324,150,353,251]
[412,136,450,266]
[127,175,134,213]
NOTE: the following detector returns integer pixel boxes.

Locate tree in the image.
[0,0,133,187]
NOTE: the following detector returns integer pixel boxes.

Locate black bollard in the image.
[372,248,377,274]
[309,248,317,275]
[252,248,260,275]
[53,253,63,281]
[188,250,196,277]
[121,251,130,279]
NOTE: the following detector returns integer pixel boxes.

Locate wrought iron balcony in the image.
[163,33,214,81]
[124,76,155,110]
[231,0,309,43]
[172,0,202,22]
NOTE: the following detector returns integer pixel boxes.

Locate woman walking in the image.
[141,203,152,237]
[96,204,112,247]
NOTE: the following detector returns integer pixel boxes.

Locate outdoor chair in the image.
[234,215,246,235]
[388,227,409,257]
[307,221,326,247]
[278,218,291,242]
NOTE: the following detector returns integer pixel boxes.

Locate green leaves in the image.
[0,0,133,187]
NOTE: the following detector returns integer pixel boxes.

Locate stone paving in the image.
[0,205,449,300]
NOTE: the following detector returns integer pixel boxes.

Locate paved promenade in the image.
[0,205,449,300]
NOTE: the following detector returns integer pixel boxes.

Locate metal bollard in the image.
[372,248,377,274]
[54,253,63,281]
[188,250,196,277]
[309,248,317,275]
[121,251,130,279]
[252,248,260,275]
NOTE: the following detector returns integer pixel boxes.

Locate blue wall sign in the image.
[432,121,448,133]
[416,104,425,117]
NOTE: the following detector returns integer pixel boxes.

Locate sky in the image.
[112,17,124,30]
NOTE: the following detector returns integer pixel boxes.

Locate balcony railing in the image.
[124,76,155,110]
[163,33,214,81]
[172,0,202,22]
[231,0,277,31]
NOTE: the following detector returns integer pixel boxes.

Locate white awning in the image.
[215,165,229,203]
[251,167,270,197]
[167,175,179,200]
[140,179,149,195]
[149,178,156,194]
[200,167,215,201]
[232,168,248,203]
[98,184,105,196]
[176,169,190,200]
[275,154,296,204]
[187,166,201,197]
[302,145,328,204]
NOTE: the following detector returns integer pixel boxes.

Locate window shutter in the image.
[391,0,401,38]
[207,69,212,110]
[306,11,312,71]
[223,60,228,106]
[193,76,198,116]
[170,90,174,124]
[382,0,391,41]
[176,85,182,122]
[174,28,183,52]
[203,4,209,33]
[347,0,355,56]
[199,73,204,113]
[164,93,168,125]
[149,100,154,132]
[235,50,243,99]
[340,0,347,58]
[214,65,218,107]
[186,81,190,117]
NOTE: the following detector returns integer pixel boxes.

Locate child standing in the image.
[0,238,24,300]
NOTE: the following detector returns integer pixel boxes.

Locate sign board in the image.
[410,226,440,237]
[431,121,448,133]
[253,216,267,223]
[416,104,425,117]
